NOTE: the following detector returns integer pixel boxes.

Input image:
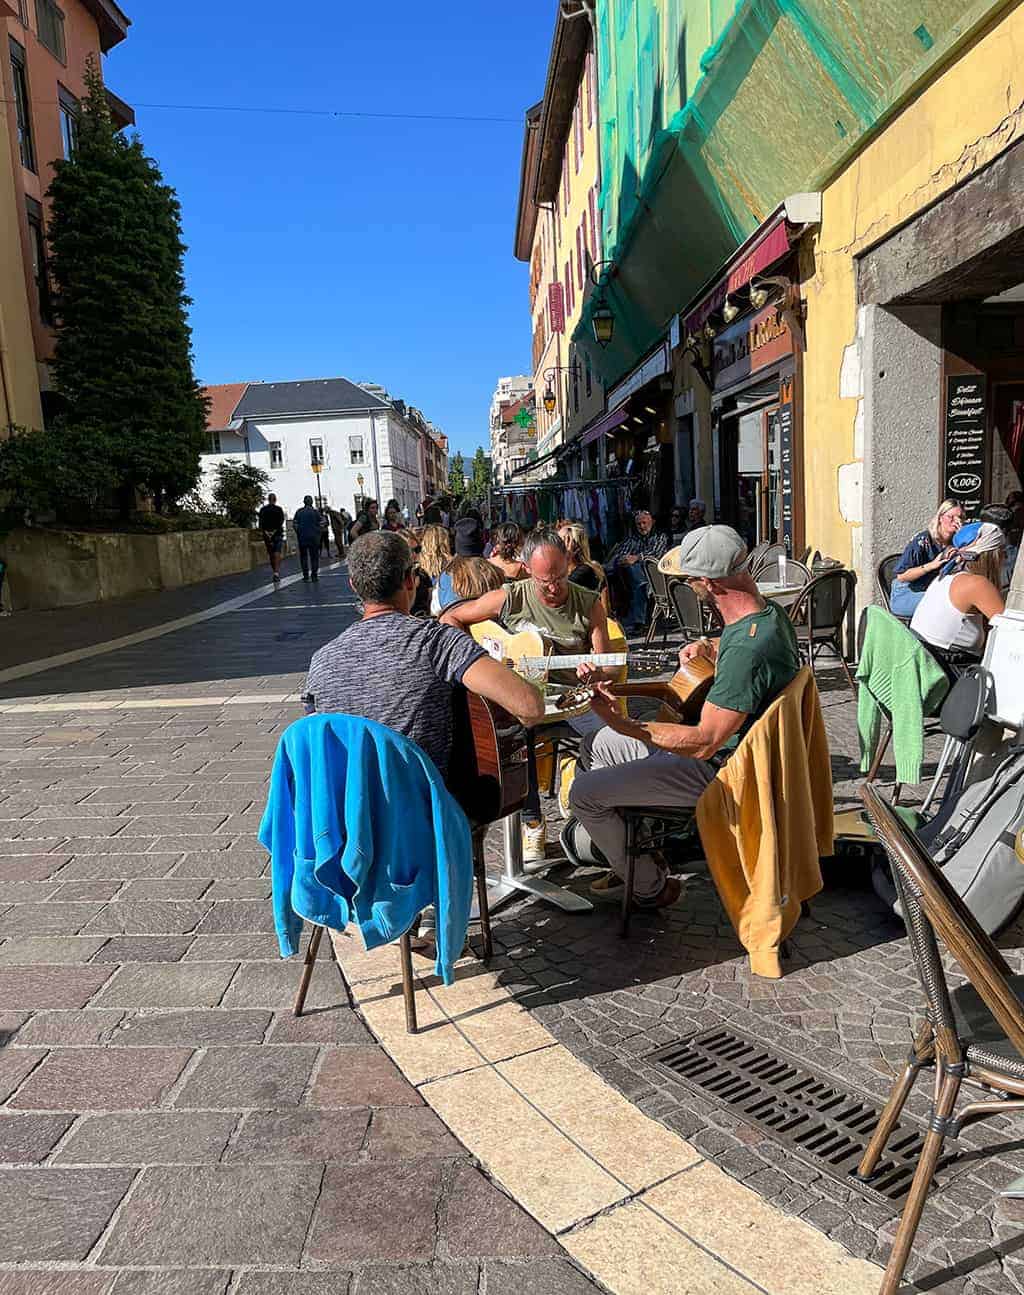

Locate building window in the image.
[58,85,78,158]
[349,435,364,465]
[25,199,52,325]
[309,438,325,466]
[35,0,66,62]
[14,0,27,22]
[9,39,35,172]
[269,441,283,468]
[208,432,222,455]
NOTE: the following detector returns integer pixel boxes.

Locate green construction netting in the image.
[579,0,1008,387]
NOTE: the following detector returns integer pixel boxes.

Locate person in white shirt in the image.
[910,522,1006,656]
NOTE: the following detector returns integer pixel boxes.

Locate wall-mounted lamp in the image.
[681,339,713,392]
[702,321,716,341]
[542,385,557,414]
[722,296,739,323]
[591,296,615,347]
[749,284,769,309]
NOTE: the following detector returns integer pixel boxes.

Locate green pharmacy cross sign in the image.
[514,407,535,430]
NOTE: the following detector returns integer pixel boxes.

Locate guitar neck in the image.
[517,652,629,671]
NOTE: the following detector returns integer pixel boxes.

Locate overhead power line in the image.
[132,102,521,125]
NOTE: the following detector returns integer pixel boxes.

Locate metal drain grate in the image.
[650,1027,957,1210]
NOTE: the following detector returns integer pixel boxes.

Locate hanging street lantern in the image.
[542,385,557,414]
[592,296,615,348]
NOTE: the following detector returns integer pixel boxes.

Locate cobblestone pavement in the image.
[0,566,599,1294]
[3,565,1024,1293]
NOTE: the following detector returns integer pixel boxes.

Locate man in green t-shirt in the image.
[570,525,800,911]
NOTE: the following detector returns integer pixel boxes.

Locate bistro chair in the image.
[642,556,675,646]
[749,542,786,580]
[619,806,699,938]
[756,555,812,588]
[668,577,707,644]
[786,568,858,693]
[857,783,1024,1295]
[876,553,904,618]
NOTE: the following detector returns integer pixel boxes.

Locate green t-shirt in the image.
[707,599,800,749]
[502,579,598,683]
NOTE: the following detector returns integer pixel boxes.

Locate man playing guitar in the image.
[441,527,614,861]
[570,526,800,911]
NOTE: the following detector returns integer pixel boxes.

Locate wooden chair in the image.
[857,783,1024,1294]
[786,568,858,694]
[293,829,493,1034]
[642,556,674,646]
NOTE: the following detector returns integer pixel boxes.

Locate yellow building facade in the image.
[0,107,42,433]
[801,1,1024,586]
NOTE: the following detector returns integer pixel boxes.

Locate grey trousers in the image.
[568,726,716,899]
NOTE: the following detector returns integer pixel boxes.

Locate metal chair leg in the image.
[837,639,858,695]
[865,721,893,784]
[922,735,957,814]
[293,924,324,1016]
[474,830,493,962]
[856,1023,934,1180]
[621,816,635,939]
[399,931,418,1034]
[879,1067,961,1295]
[547,739,559,797]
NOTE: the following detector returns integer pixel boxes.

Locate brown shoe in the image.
[635,876,683,910]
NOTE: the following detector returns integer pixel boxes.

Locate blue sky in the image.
[107,1,553,459]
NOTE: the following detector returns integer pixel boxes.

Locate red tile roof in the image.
[203,383,248,432]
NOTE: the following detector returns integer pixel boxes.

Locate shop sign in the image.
[607,342,669,409]
[548,283,565,335]
[773,375,795,553]
[713,305,792,391]
[943,374,988,517]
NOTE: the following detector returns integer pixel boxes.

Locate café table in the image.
[757,579,806,608]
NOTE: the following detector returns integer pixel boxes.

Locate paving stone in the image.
[0,856,71,882]
[16,818,127,839]
[62,837,159,855]
[117,878,213,901]
[0,882,60,903]
[0,1273,115,1295]
[90,936,194,963]
[108,1273,231,1295]
[175,853,268,878]
[182,934,283,961]
[231,1276,352,1295]
[99,1164,322,1265]
[53,880,124,902]
[0,903,109,936]
[54,854,181,881]
[174,1045,318,1109]
[305,1160,444,1262]
[88,785,192,803]
[226,1108,369,1162]
[15,1010,125,1046]
[220,960,341,1010]
[82,902,212,936]
[0,1168,135,1260]
[0,1048,47,1101]
[109,1009,271,1048]
[9,1047,192,1111]
[204,879,272,900]
[194,901,276,934]
[350,1267,478,1295]
[308,1047,423,1109]
[119,815,228,837]
[0,935,108,964]
[365,1106,465,1161]
[55,1112,237,1164]
[0,1113,74,1163]
[0,963,113,1010]
[479,1261,598,1295]
[268,1008,373,1045]
[90,962,237,1008]
[0,839,68,855]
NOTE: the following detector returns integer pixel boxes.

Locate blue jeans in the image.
[617,561,648,627]
[889,579,925,617]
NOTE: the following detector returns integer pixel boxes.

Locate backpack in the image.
[916,742,1024,935]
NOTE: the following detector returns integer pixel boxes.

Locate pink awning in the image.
[684,216,793,333]
[581,402,630,447]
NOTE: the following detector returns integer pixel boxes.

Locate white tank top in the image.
[910,572,984,653]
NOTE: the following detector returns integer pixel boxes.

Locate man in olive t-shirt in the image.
[569,526,800,911]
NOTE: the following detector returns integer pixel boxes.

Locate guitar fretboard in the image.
[517,653,629,671]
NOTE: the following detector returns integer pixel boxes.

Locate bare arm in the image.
[896,552,948,583]
[588,598,611,655]
[461,657,544,726]
[589,685,745,760]
[439,588,507,630]
[950,573,1005,622]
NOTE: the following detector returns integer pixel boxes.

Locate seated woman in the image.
[488,523,527,582]
[890,500,963,616]
[558,522,606,596]
[435,555,504,612]
[910,521,1006,657]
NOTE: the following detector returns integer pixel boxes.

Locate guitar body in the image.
[448,684,529,826]
[555,655,716,723]
[469,622,549,678]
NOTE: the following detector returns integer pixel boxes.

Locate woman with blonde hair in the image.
[435,556,504,611]
[558,521,605,594]
[911,521,1006,656]
[890,499,964,616]
[418,524,452,580]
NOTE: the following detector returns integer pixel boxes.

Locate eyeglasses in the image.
[534,575,569,591]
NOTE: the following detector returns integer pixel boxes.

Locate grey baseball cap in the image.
[658,525,749,579]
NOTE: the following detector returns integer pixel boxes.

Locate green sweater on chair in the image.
[856,606,950,786]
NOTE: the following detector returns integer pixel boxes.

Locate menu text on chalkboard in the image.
[944,374,988,517]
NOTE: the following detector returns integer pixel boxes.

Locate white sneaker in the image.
[522,818,547,863]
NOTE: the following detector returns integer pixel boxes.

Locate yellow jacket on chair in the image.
[695,667,833,979]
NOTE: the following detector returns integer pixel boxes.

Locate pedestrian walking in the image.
[319,508,331,558]
[329,507,349,558]
[257,493,286,584]
[293,495,323,582]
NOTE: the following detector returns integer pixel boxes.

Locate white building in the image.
[200,377,428,519]
[489,374,535,485]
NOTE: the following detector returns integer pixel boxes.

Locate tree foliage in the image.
[470,447,490,499]
[448,452,465,497]
[0,422,118,526]
[45,59,208,513]
[211,459,270,529]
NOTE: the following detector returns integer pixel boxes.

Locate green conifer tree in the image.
[448,452,465,497]
[46,59,208,513]
[470,447,490,499]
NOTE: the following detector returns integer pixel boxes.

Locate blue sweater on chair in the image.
[259,713,473,985]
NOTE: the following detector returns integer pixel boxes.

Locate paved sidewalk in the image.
[0,567,600,1294]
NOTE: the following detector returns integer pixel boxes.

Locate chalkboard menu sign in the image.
[944,374,988,517]
[775,398,795,553]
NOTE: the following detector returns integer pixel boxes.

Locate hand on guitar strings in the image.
[576,660,616,685]
[587,680,630,732]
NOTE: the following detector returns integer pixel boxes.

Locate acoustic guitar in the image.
[468,620,677,680]
[447,685,529,827]
[554,654,716,724]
